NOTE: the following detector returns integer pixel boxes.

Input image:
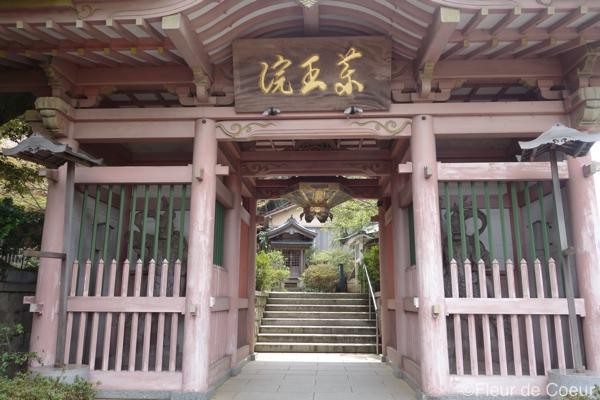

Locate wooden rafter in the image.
[416,6,460,69]
[303,4,319,35]
[519,7,555,34]
[547,6,587,34]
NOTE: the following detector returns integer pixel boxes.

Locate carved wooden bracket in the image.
[34,96,74,137]
[564,86,600,129]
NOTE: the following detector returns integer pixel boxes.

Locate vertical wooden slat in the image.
[89,185,102,262]
[484,182,495,261]
[534,259,552,374]
[156,259,168,371]
[64,260,79,364]
[493,259,508,375]
[77,186,88,261]
[128,259,143,371]
[444,183,454,263]
[127,186,138,261]
[102,186,113,262]
[520,259,537,376]
[471,182,481,262]
[549,258,566,370]
[101,259,117,371]
[510,183,523,262]
[142,259,156,371]
[450,259,463,375]
[507,259,522,376]
[152,186,163,262]
[478,259,493,375]
[115,259,130,371]
[464,259,478,375]
[536,183,551,262]
[88,259,105,370]
[139,186,150,263]
[177,185,187,262]
[523,182,537,263]
[76,260,92,365]
[115,185,126,264]
[169,259,181,371]
[497,182,509,263]
[165,185,175,263]
[457,183,468,262]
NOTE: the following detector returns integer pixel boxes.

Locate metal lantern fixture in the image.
[519,123,600,373]
[283,182,352,223]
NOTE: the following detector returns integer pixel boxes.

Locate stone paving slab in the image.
[210,353,416,400]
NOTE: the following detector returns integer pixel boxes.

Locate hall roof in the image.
[0,1,598,105]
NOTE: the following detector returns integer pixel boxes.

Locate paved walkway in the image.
[211,353,417,400]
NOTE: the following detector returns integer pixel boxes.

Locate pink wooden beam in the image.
[445,298,586,315]
[74,20,112,44]
[486,38,528,59]
[105,18,138,43]
[89,371,182,391]
[512,37,557,58]
[74,166,192,184]
[519,7,555,34]
[416,7,460,69]
[547,5,587,33]
[490,7,522,36]
[161,13,212,83]
[436,161,569,181]
[66,297,185,313]
[135,17,163,42]
[577,13,600,33]
[75,65,192,86]
[15,20,59,46]
[245,198,257,355]
[462,8,488,35]
[45,20,85,44]
[538,37,587,58]
[303,4,319,35]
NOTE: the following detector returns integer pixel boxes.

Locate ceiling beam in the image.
[161,13,212,84]
[416,6,460,69]
[302,5,319,35]
[462,8,488,35]
[240,160,392,177]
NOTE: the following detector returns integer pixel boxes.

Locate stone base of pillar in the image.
[30,364,89,384]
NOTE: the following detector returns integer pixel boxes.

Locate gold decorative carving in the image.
[215,121,276,139]
[350,120,411,136]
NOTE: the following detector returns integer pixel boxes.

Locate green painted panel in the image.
[213,201,225,266]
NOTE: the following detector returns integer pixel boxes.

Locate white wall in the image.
[593,144,600,211]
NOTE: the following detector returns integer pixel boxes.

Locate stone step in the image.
[263,311,370,319]
[254,342,377,353]
[268,292,366,299]
[265,304,370,312]
[257,333,376,344]
[260,325,376,335]
[260,318,375,327]
[267,297,369,305]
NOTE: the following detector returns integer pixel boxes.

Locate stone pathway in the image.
[210,353,417,400]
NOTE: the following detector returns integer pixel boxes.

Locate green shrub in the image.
[255,250,289,291]
[0,374,95,400]
[310,248,355,271]
[302,264,339,292]
[0,324,37,378]
[359,245,380,292]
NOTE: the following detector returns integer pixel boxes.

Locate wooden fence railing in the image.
[446,258,584,378]
[64,258,184,377]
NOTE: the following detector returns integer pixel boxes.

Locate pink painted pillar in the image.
[182,118,217,393]
[30,165,67,366]
[391,173,410,367]
[567,155,600,371]
[377,204,389,358]
[224,174,242,366]
[246,198,258,356]
[410,115,449,396]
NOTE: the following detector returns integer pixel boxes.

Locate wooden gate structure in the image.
[1,1,600,399]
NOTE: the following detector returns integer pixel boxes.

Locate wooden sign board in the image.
[233,36,391,113]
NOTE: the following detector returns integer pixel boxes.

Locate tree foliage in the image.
[326,199,378,240]
[255,250,289,292]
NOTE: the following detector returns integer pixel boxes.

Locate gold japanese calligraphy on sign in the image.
[233,36,391,112]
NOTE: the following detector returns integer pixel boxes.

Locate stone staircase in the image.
[254,291,378,353]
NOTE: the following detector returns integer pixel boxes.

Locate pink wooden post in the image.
[391,172,409,368]
[410,115,449,395]
[224,174,242,366]
[30,165,67,366]
[182,118,217,393]
[567,155,600,371]
[246,198,257,356]
[377,204,389,358]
